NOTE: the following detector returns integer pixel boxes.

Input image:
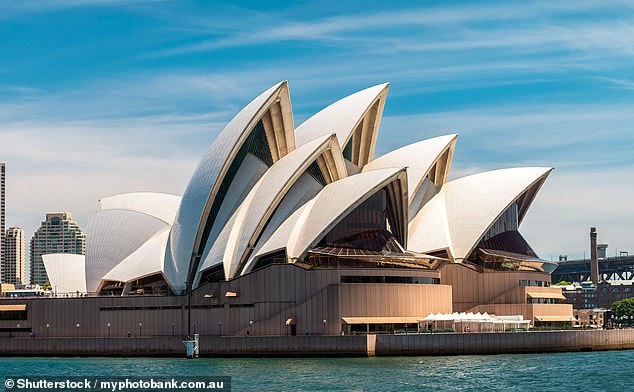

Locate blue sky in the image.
[1,0,633,260]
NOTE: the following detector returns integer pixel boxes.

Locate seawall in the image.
[375,329,634,356]
[1,330,633,357]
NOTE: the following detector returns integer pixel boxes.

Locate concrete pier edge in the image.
[1,329,633,357]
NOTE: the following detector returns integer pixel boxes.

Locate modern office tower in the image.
[30,212,86,286]
[0,163,5,281]
[3,227,25,284]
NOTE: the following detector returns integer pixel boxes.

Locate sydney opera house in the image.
[0,81,572,338]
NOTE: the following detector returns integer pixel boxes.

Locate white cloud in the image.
[596,77,634,90]
[149,0,634,60]
[1,117,205,240]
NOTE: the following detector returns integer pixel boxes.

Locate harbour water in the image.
[0,350,632,391]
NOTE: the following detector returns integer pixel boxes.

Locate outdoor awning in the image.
[0,304,26,311]
[285,318,294,326]
[421,312,497,322]
[224,291,238,297]
[421,312,531,325]
[527,291,565,300]
[479,248,542,262]
[307,246,445,269]
[342,317,420,324]
[478,248,558,273]
[535,315,575,322]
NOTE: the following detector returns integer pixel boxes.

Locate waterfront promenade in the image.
[1,329,633,357]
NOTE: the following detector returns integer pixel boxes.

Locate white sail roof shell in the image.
[239,172,323,275]
[408,167,552,260]
[101,227,170,284]
[42,254,87,294]
[85,209,168,293]
[194,134,345,280]
[99,192,181,225]
[165,81,294,292]
[363,134,457,203]
[252,202,311,261]
[195,154,269,270]
[253,167,408,261]
[295,83,388,168]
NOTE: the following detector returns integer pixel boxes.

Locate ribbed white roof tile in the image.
[192,213,238,287]
[409,167,552,260]
[165,81,292,292]
[223,135,344,278]
[251,200,314,261]
[193,134,344,280]
[408,191,452,255]
[295,83,388,159]
[241,172,323,275]
[363,134,457,202]
[99,192,181,225]
[195,153,269,273]
[42,254,87,294]
[101,227,170,284]
[86,209,168,293]
[254,167,407,261]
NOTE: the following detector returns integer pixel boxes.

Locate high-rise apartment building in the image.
[30,212,85,286]
[3,227,25,285]
[0,163,5,280]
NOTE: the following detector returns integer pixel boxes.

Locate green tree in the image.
[41,281,51,291]
[611,297,634,318]
[553,281,571,286]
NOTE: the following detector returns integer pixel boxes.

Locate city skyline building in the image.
[0,163,5,281]
[29,212,85,286]
[3,227,26,285]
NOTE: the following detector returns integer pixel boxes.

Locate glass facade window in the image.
[342,138,353,161]
[519,280,550,287]
[527,298,559,304]
[306,160,327,186]
[341,276,440,284]
[0,310,27,320]
[520,280,550,287]
[321,190,388,249]
[481,202,519,242]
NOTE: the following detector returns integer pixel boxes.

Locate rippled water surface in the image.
[0,351,631,391]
